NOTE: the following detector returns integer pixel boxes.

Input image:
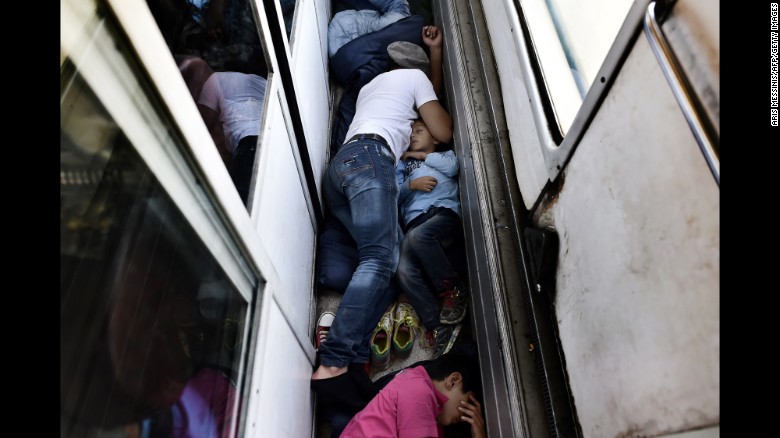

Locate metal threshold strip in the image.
[434,0,581,436]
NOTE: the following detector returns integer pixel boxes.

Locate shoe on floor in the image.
[432,323,462,359]
[370,304,395,369]
[439,283,469,325]
[316,311,335,349]
[392,302,420,357]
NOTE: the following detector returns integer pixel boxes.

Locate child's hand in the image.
[422,25,443,49]
[401,150,428,161]
[410,176,437,192]
[459,394,486,438]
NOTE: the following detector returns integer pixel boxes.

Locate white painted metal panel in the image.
[246,298,314,437]
[314,0,332,65]
[550,36,718,438]
[252,90,317,352]
[661,0,719,130]
[481,0,549,209]
[291,0,331,200]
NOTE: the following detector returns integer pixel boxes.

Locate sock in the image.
[311,372,368,412]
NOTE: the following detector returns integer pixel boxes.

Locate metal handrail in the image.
[644,1,719,185]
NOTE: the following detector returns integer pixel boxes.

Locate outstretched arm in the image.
[422,25,443,95]
[424,150,458,177]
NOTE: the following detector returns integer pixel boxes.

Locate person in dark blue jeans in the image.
[311,26,452,408]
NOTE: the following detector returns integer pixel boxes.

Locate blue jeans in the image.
[396,207,462,330]
[319,139,401,367]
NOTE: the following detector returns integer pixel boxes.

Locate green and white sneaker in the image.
[370,304,395,369]
[392,302,420,357]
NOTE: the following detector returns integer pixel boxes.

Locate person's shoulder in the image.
[407,68,429,80]
[388,367,433,394]
[405,365,431,379]
[248,73,267,84]
[385,68,428,79]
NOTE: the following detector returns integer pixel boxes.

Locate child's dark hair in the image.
[412,117,452,152]
[422,351,481,396]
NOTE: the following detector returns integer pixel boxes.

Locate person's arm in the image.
[198,103,232,165]
[400,150,429,161]
[418,100,452,144]
[424,151,458,177]
[205,0,228,40]
[422,25,443,95]
[395,378,442,438]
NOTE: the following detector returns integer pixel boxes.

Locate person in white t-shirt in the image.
[312,25,453,408]
[197,69,267,205]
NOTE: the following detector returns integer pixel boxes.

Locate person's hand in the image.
[205,0,227,40]
[459,393,486,438]
[401,150,428,161]
[422,25,443,49]
[410,176,437,192]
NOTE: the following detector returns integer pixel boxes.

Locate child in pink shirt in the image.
[340,352,486,438]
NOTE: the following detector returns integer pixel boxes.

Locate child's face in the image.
[436,379,472,425]
[409,121,437,153]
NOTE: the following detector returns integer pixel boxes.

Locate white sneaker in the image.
[316,311,335,349]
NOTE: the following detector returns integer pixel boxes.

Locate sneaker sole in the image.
[439,310,467,325]
[371,354,391,370]
[433,324,462,359]
[445,324,462,355]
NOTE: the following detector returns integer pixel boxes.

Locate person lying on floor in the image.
[311,25,450,398]
[340,350,486,438]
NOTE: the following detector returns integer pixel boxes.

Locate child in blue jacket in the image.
[396,118,469,359]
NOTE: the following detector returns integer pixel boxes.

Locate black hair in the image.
[412,118,453,152]
[422,351,481,396]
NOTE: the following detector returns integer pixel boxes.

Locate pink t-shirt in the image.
[340,366,448,438]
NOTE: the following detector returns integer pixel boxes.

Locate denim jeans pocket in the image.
[335,148,376,187]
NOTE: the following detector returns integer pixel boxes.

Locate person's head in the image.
[175,55,215,100]
[423,351,481,426]
[386,41,430,76]
[408,118,439,154]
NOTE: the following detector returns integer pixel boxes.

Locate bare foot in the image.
[312,365,348,380]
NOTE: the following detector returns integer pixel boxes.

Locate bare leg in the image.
[312,364,348,380]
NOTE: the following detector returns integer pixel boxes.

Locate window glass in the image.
[278,0,297,40]
[61,47,252,438]
[521,0,633,136]
[146,0,269,208]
